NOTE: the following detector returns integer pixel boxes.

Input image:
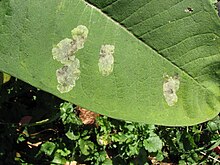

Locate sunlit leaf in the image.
[0,0,219,126]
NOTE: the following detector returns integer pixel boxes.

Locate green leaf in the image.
[156,151,164,161]
[52,152,67,164]
[0,0,220,126]
[208,139,220,151]
[60,103,82,125]
[0,72,11,86]
[40,142,56,156]
[207,116,220,131]
[65,130,80,140]
[3,73,11,83]
[56,148,71,157]
[103,158,113,165]
[143,135,163,153]
[79,139,94,155]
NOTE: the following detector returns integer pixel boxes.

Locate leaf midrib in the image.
[84,0,215,96]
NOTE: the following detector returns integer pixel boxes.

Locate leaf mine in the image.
[52,25,89,65]
[163,74,180,106]
[56,57,80,93]
[71,25,89,50]
[52,25,89,93]
[52,38,77,65]
[98,44,115,76]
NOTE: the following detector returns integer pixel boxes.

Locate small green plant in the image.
[157,118,220,164]
[31,103,162,164]
[0,78,219,164]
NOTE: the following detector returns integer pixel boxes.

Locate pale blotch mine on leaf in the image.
[71,25,89,50]
[163,74,180,106]
[52,25,89,65]
[52,25,88,93]
[98,45,115,76]
[56,57,80,93]
[52,38,77,65]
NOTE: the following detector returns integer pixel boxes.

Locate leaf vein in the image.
[120,0,153,23]
[126,0,183,29]
[101,0,118,10]
[139,10,202,39]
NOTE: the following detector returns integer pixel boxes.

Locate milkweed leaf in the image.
[0,0,219,126]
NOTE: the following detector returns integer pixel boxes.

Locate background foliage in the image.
[0,77,219,164]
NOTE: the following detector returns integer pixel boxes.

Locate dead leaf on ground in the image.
[77,107,99,125]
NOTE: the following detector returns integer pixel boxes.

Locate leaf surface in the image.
[0,0,220,126]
